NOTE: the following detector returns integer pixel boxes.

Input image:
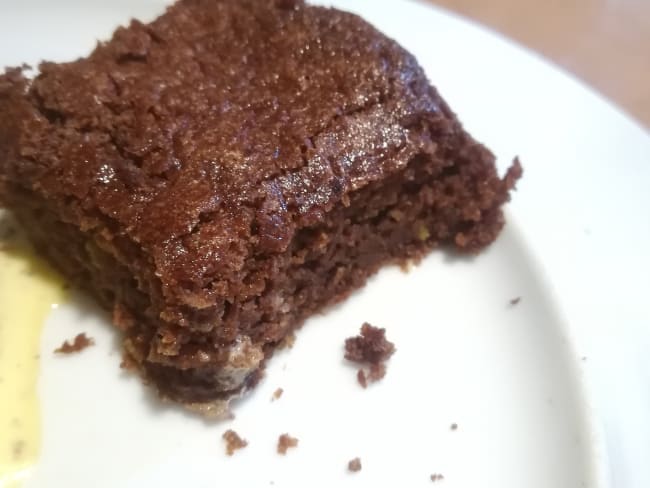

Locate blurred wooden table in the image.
[427,0,650,131]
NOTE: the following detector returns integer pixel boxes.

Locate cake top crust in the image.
[0,0,448,293]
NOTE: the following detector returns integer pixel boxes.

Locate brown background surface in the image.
[426,0,650,131]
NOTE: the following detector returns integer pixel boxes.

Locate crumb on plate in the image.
[357,369,368,388]
[222,429,248,455]
[345,323,395,387]
[368,361,387,382]
[277,433,299,454]
[54,333,94,354]
[345,323,395,364]
[348,457,362,472]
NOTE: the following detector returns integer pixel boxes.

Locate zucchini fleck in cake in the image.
[0,0,521,414]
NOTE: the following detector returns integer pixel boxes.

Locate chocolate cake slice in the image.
[0,0,521,414]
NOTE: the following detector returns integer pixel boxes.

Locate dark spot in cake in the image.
[54,333,94,354]
[509,296,521,306]
[222,429,248,455]
[277,433,298,454]
[330,177,344,197]
[450,423,458,431]
[12,440,25,460]
[345,323,395,387]
[271,387,284,401]
[348,457,362,472]
[430,473,444,482]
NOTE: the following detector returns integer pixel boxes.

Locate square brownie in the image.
[0,0,521,413]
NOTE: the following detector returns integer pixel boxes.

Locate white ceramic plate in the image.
[2,0,649,487]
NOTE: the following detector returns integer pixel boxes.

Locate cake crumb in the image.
[450,423,458,431]
[430,473,444,482]
[277,433,298,454]
[348,457,362,472]
[54,333,94,354]
[345,323,395,387]
[368,362,387,382]
[345,323,395,364]
[222,429,248,455]
[272,388,284,401]
[356,369,368,388]
[509,296,521,306]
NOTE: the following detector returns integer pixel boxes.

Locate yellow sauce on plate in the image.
[0,224,65,488]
